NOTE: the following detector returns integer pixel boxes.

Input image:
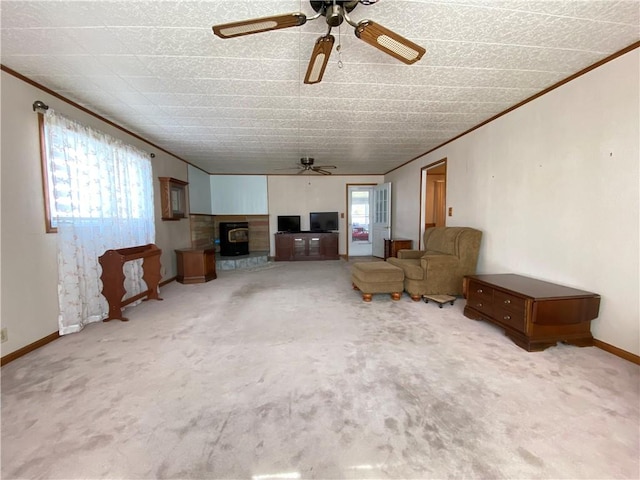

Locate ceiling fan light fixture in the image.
[355,21,425,64]
[213,13,306,38]
[304,35,335,84]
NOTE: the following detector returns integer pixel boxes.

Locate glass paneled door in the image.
[348,186,373,256]
[372,182,392,258]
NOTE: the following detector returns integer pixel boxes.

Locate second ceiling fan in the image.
[212,0,426,84]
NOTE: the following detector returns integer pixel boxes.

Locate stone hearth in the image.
[215,251,269,271]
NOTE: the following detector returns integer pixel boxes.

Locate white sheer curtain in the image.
[44,110,155,335]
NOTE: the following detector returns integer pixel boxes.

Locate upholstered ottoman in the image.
[351,262,405,302]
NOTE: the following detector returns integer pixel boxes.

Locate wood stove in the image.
[219,222,249,256]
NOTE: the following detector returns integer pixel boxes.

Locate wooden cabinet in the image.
[175,247,216,284]
[275,232,339,261]
[159,177,188,220]
[384,239,412,259]
[463,274,600,352]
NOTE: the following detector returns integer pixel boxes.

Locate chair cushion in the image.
[386,257,424,280]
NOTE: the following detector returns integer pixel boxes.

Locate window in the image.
[39,110,154,232]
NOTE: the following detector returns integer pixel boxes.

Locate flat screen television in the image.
[277,215,301,233]
[310,211,339,232]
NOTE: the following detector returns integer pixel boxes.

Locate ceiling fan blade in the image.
[213,13,307,39]
[315,165,336,169]
[304,35,335,84]
[354,21,425,65]
[313,168,333,175]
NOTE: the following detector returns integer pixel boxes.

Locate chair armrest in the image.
[420,254,459,271]
[397,249,425,259]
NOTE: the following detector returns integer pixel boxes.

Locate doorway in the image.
[420,160,447,249]
[347,185,374,257]
[371,182,392,258]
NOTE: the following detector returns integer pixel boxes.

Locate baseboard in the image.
[3,322,637,368]
[1,331,60,367]
[593,339,640,365]
[2,279,178,367]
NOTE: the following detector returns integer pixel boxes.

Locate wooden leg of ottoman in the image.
[391,292,401,301]
[410,294,421,302]
[362,293,373,302]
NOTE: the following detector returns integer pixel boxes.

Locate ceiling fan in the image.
[282,157,337,175]
[212,0,426,84]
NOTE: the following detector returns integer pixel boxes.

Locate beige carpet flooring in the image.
[1,259,639,479]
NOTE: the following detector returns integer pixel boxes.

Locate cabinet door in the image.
[275,235,293,261]
[321,234,339,259]
[308,236,321,257]
[293,236,307,258]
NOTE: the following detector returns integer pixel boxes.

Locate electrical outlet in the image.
[1,328,7,343]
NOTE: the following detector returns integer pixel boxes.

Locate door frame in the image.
[345,183,377,259]
[419,159,447,250]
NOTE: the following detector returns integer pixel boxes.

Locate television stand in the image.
[275,232,339,261]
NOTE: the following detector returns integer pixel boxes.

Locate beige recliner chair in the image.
[386,227,482,301]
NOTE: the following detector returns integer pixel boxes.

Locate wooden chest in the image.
[463,274,600,351]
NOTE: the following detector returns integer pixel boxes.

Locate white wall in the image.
[0,71,191,356]
[211,175,268,214]
[187,165,212,215]
[267,175,383,256]
[386,49,640,355]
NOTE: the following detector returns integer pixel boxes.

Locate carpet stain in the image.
[2,261,638,479]
[385,417,400,433]
[85,434,113,450]
[517,446,545,468]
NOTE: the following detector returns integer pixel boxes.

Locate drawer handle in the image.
[476,303,483,308]
[503,315,511,321]
[477,289,483,293]
[503,299,511,305]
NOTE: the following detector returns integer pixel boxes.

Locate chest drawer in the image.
[468,281,493,301]
[494,305,526,332]
[467,281,494,316]
[494,290,526,314]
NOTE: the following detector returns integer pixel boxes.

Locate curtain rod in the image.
[32,99,156,158]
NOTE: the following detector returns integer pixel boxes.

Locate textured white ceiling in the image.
[2,1,638,174]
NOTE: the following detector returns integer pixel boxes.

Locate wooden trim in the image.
[419,159,447,249]
[0,64,209,175]
[1,278,177,366]
[593,339,640,365]
[37,112,57,233]
[2,318,636,368]
[385,41,640,175]
[1,332,60,366]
